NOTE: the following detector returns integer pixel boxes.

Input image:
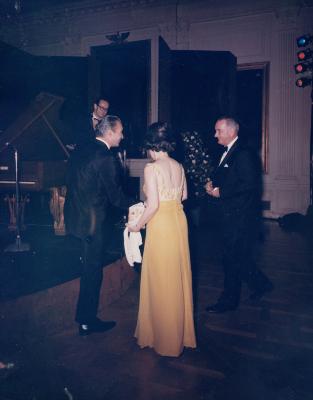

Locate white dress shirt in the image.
[218,136,238,165]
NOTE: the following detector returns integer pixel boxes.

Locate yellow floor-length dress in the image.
[134,163,196,357]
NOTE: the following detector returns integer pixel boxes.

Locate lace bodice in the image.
[144,162,185,202]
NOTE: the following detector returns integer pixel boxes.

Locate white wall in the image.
[1,0,312,217]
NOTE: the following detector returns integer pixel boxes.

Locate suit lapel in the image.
[217,140,239,169]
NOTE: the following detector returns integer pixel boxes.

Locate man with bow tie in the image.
[205,117,273,313]
[64,115,134,335]
[92,98,110,131]
[66,98,110,150]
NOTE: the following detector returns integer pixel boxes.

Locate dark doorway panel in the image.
[171,50,237,162]
[91,41,151,157]
[236,62,269,172]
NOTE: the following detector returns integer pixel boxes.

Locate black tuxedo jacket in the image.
[74,115,96,148]
[64,139,132,239]
[211,140,262,218]
[63,114,95,149]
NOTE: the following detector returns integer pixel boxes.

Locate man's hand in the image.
[205,179,214,195]
[205,180,220,198]
[211,187,220,198]
[126,223,141,232]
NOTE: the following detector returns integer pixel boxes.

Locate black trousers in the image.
[75,230,104,324]
[220,212,270,306]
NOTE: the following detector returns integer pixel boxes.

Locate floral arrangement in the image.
[180,131,214,198]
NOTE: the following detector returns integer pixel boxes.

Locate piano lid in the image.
[0,92,69,162]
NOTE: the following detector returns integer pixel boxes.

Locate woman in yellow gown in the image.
[128,122,196,357]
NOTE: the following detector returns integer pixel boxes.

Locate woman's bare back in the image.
[154,157,183,188]
[151,157,187,202]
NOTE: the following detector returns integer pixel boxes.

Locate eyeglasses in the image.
[97,104,109,112]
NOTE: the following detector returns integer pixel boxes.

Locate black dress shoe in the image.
[205,302,238,313]
[249,281,274,302]
[78,319,116,336]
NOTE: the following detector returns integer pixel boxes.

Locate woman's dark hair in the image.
[144,122,176,152]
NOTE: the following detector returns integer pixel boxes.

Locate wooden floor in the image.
[0,220,313,400]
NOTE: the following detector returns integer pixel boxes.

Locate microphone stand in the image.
[4,145,30,252]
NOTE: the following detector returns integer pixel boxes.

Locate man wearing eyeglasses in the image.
[92,98,110,131]
[66,97,110,150]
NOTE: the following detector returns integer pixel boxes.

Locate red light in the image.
[297,49,313,61]
[294,61,313,74]
[295,64,304,72]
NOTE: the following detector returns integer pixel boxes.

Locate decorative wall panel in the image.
[0,0,312,216]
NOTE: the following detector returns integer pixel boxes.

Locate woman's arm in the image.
[127,164,159,232]
[182,174,188,201]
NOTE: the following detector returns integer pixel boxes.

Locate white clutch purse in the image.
[128,202,145,227]
[124,202,145,266]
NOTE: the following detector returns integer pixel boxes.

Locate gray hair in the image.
[216,116,239,133]
[95,115,121,137]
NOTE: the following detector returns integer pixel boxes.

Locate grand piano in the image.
[0,92,69,233]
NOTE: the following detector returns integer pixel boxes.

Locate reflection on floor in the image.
[0,220,313,400]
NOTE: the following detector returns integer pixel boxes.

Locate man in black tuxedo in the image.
[91,98,110,132]
[64,115,133,335]
[205,117,272,313]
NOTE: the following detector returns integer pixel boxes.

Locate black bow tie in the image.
[223,146,228,152]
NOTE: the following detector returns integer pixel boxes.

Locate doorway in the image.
[236,62,269,172]
[90,40,151,157]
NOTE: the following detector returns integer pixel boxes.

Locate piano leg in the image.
[4,194,29,231]
[49,186,66,236]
